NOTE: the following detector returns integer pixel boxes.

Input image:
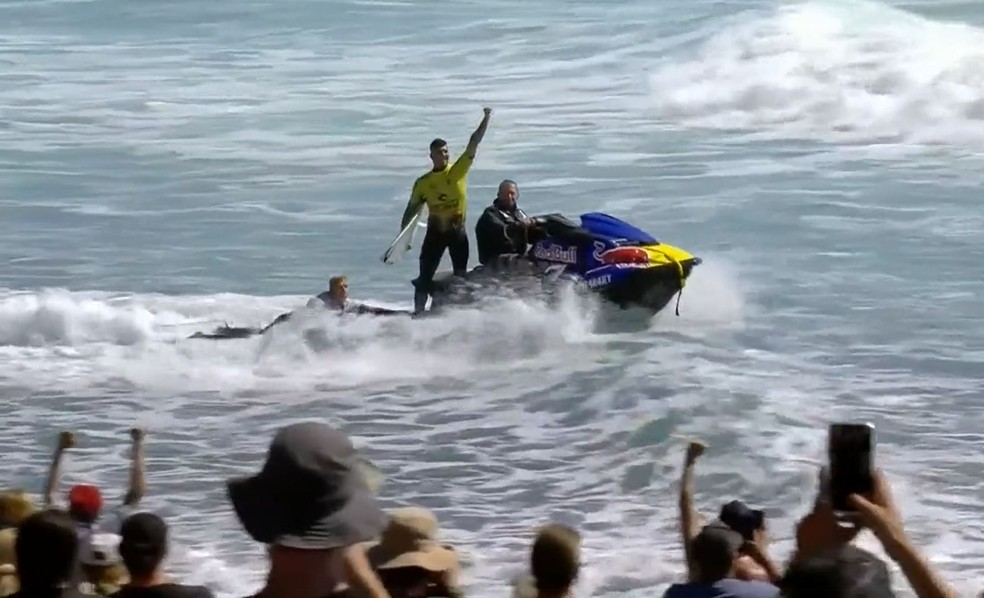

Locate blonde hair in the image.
[329,276,348,290]
[0,490,35,527]
[82,563,129,597]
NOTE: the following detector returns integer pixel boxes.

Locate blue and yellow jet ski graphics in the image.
[525,212,701,315]
[416,211,701,316]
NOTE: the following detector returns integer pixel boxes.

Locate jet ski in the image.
[414,211,702,316]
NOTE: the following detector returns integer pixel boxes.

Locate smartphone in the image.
[827,422,875,516]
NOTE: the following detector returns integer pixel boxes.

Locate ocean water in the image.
[2,0,983,595]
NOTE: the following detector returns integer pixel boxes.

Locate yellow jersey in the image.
[405,152,473,230]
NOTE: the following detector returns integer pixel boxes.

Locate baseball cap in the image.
[68,485,103,521]
[719,500,765,539]
[120,512,168,553]
[81,533,122,566]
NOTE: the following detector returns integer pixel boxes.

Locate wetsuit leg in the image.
[415,228,450,313]
[447,226,469,276]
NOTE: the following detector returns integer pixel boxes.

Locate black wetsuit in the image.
[307,291,411,316]
[475,200,529,266]
[414,222,469,312]
[189,294,410,339]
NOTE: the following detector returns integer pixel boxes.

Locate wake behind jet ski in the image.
[414,211,702,316]
[189,276,412,340]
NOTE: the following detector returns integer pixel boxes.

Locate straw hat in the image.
[363,507,457,572]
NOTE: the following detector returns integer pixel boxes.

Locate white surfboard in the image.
[381,204,428,264]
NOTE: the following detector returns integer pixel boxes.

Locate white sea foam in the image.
[648,0,984,151]
[3,0,984,596]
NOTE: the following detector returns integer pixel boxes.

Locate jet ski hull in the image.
[415,212,702,316]
[593,257,701,313]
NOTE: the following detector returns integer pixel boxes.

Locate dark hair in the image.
[530,523,580,593]
[15,509,79,590]
[780,545,895,598]
[119,513,168,579]
[429,138,447,151]
[690,530,739,582]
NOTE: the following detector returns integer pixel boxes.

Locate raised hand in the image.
[58,431,75,450]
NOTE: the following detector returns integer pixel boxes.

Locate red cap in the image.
[68,484,103,520]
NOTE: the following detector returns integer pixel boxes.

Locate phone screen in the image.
[827,423,875,513]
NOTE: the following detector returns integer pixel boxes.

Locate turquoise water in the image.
[2,0,983,596]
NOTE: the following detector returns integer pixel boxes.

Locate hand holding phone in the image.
[827,422,875,519]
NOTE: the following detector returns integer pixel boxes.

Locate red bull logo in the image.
[598,246,650,265]
[532,243,578,264]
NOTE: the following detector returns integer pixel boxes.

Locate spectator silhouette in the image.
[113,512,213,598]
[79,533,128,595]
[512,523,581,598]
[226,421,390,598]
[362,507,460,597]
[10,508,97,598]
[781,467,957,598]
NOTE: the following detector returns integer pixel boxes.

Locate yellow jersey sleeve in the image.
[400,177,427,229]
[448,152,473,181]
[409,177,426,209]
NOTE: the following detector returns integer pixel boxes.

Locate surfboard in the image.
[381,204,428,264]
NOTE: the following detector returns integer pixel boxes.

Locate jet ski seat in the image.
[530,213,596,246]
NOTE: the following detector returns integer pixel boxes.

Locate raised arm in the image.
[123,428,146,507]
[43,431,74,508]
[678,439,706,581]
[464,107,492,159]
[850,472,958,598]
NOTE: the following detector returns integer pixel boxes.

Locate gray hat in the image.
[226,421,385,549]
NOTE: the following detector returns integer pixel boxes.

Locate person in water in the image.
[401,107,492,314]
[475,179,535,267]
[304,276,410,316]
[189,276,409,339]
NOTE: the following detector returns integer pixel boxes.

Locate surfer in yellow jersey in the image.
[401,107,492,313]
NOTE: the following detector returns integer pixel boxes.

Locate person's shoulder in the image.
[661,583,699,598]
[181,585,215,598]
[413,170,436,186]
[451,152,473,172]
[660,580,779,598]
[99,504,137,534]
[161,584,214,598]
[116,584,215,598]
[713,578,780,597]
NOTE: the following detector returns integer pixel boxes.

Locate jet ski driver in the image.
[475,179,536,268]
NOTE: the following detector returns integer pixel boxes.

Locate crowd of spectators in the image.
[0,422,971,597]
